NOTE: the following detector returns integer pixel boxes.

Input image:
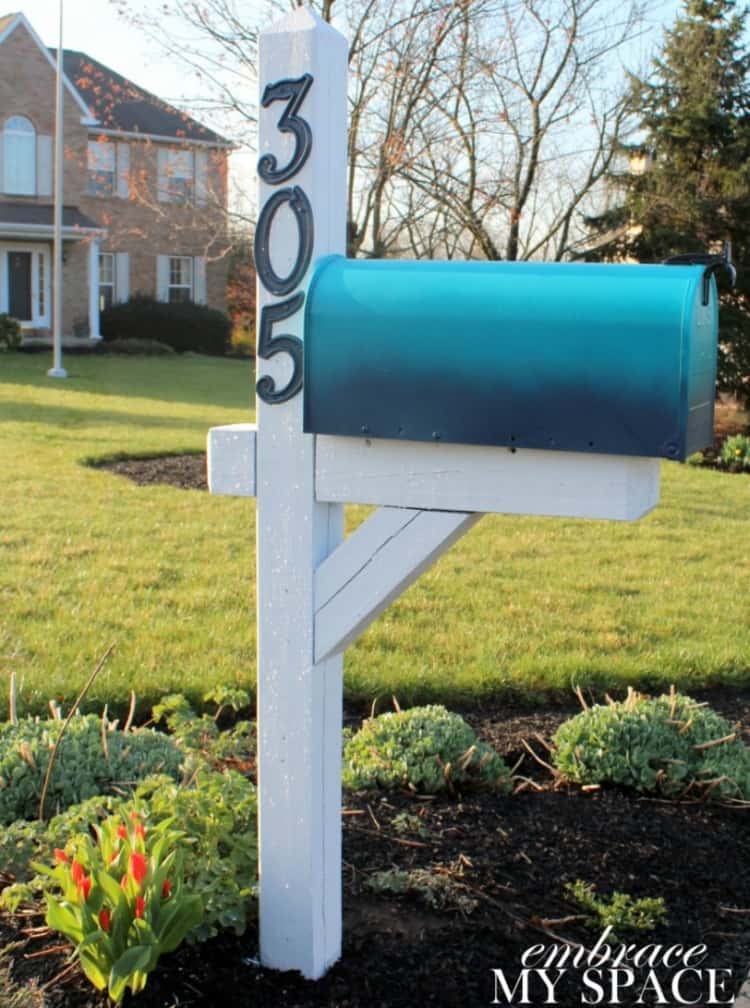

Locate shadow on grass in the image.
[0,353,255,411]
[0,399,217,432]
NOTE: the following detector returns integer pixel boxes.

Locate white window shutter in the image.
[193,256,207,304]
[36,135,53,197]
[195,149,208,206]
[116,144,130,199]
[157,148,168,202]
[115,253,129,302]
[156,255,170,301]
[0,134,4,192]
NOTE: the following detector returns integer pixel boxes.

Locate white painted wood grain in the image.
[314,506,416,610]
[207,423,257,497]
[315,437,661,521]
[255,8,348,981]
[314,507,480,663]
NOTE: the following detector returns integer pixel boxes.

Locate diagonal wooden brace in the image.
[207,427,480,667]
[314,506,480,663]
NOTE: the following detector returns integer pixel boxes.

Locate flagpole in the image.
[48,0,67,379]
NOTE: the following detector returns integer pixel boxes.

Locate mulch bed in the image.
[97,454,208,491]
[13,449,745,1005]
[3,693,750,1007]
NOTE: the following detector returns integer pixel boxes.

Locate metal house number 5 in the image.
[255,74,315,405]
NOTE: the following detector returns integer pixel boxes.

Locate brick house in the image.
[0,11,232,339]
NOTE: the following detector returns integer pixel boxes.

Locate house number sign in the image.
[254,73,315,404]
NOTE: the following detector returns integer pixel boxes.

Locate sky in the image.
[13,0,684,130]
[11,1,197,112]
[10,0,685,217]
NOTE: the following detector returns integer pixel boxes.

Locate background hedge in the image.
[101,296,231,356]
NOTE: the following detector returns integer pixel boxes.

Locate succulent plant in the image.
[343,704,510,794]
[553,688,750,801]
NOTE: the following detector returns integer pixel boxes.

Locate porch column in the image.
[88,237,101,340]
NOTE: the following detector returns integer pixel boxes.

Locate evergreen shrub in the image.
[0,313,21,351]
[101,296,231,355]
[102,338,176,356]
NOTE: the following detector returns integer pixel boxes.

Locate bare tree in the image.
[109,0,279,145]
[342,0,497,256]
[112,0,642,260]
[402,0,642,260]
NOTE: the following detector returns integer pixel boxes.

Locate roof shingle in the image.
[55,49,229,145]
[0,202,101,230]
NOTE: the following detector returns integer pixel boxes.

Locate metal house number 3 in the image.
[255,73,315,404]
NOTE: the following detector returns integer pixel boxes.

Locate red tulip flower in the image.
[79,875,92,902]
[129,852,148,886]
[44,816,201,1003]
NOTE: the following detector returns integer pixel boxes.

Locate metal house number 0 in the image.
[255,73,315,404]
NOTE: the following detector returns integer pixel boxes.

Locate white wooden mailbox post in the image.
[208,6,669,982]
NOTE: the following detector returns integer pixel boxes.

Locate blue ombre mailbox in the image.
[303,257,719,460]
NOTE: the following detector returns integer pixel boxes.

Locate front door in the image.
[8,251,32,321]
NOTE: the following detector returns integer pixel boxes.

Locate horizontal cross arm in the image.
[207,423,257,497]
[315,437,661,521]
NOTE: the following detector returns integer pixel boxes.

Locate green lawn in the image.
[1,352,748,719]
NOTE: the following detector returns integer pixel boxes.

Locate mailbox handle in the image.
[664,241,736,306]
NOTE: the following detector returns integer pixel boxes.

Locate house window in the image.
[87,141,116,196]
[3,116,36,196]
[99,253,115,311]
[168,256,193,302]
[162,149,194,204]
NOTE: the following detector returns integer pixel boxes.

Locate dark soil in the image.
[97,454,208,491]
[2,692,750,1008]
